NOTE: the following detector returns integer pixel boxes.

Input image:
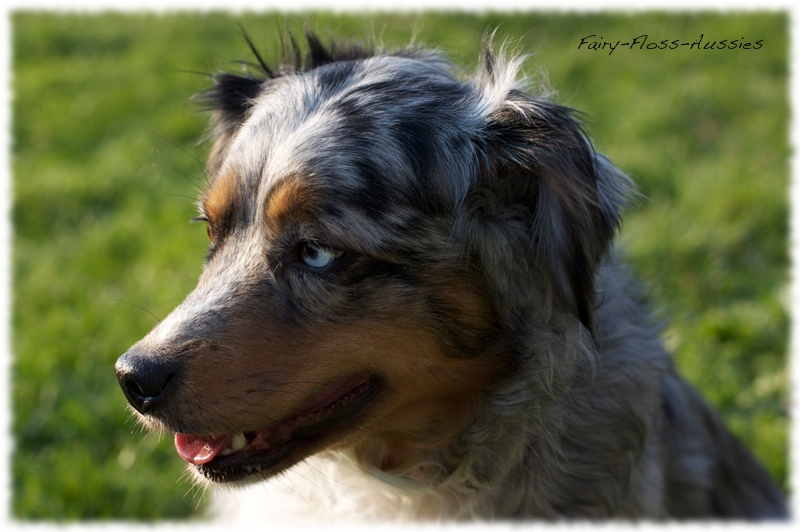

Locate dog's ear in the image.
[199,69,267,175]
[475,53,630,333]
[198,31,275,175]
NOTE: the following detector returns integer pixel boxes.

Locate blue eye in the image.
[300,242,343,271]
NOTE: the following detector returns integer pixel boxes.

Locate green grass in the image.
[12,11,789,520]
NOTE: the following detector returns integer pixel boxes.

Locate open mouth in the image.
[174,375,380,483]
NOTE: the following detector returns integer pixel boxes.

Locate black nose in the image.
[115,347,178,414]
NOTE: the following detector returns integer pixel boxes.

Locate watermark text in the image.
[577,34,763,55]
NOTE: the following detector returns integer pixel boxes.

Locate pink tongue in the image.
[174,433,232,465]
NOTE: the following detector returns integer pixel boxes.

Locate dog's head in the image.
[115,33,629,486]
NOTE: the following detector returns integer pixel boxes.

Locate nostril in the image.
[120,373,175,412]
[115,349,179,414]
[125,371,174,399]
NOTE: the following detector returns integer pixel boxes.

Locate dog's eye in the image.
[193,215,216,245]
[300,242,343,271]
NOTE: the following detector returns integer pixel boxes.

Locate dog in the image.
[115,32,788,520]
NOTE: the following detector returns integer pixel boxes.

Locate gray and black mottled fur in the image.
[116,32,788,520]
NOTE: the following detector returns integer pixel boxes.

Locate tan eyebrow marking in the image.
[202,169,238,223]
[264,175,316,227]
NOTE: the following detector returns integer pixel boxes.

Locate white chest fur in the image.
[210,452,456,523]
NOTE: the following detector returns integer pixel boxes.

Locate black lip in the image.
[195,377,381,483]
[195,444,291,483]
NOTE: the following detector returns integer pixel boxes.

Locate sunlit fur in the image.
[116,33,787,521]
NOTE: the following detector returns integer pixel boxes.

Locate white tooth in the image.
[220,448,233,456]
[231,433,247,452]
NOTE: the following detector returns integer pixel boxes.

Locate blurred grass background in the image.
[11,11,789,520]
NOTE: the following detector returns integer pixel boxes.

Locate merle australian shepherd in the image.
[115,33,788,520]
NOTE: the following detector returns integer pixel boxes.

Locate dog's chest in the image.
[211,453,453,522]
